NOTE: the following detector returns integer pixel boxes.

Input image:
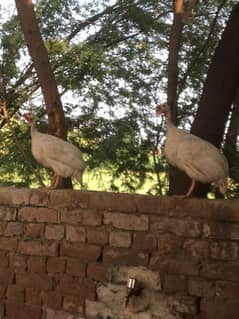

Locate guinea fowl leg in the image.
[185,179,196,197]
[50,174,61,188]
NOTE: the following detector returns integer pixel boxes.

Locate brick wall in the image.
[0,187,238,319]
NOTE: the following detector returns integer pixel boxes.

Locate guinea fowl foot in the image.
[170,179,195,198]
[185,179,196,197]
[49,175,74,189]
[50,174,63,189]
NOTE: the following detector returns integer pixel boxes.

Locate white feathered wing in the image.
[31,130,85,186]
[164,124,229,194]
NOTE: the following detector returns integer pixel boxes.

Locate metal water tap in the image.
[125,278,144,307]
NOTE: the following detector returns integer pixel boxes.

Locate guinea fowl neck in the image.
[30,119,37,136]
[165,110,175,128]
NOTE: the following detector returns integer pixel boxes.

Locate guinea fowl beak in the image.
[23,113,32,123]
[156,104,164,116]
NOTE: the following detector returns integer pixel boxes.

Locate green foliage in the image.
[0,0,238,196]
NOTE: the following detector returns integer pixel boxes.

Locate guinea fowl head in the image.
[23,113,35,124]
[156,102,170,116]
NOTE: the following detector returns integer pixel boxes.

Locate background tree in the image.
[169,1,239,197]
[15,0,71,188]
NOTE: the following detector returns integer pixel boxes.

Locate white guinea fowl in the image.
[24,113,85,188]
[156,103,229,197]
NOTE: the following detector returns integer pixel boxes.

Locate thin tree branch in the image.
[178,0,227,94]
[167,0,184,124]
[65,3,120,42]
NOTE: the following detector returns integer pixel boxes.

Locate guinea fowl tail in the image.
[218,178,228,195]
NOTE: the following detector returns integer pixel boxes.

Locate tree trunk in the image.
[167,0,195,196]
[15,0,72,188]
[170,3,239,197]
[224,88,239,188]
[167,0,184,125]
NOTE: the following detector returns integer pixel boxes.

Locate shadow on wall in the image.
[0,187,238,319]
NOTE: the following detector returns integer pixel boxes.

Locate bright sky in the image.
[0,0,39,18]
[0,0,16,20]
[1,0,14,6]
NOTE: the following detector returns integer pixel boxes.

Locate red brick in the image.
[18,240,58,256]
[19,207,58,223]
[135,194,166,214]
[63,294,84,313]
[6,302,42,319]
[210,241,238,260]
[47,257,66,273]
[87,263,112,282]
[0,302,3,316]
[26,223,44,238]
[163,275,187,293]
[87,229,108,245]
[104,212,148,231]
[29,189,50,206]
[0,238,17,251]
[201,298,239,319]
[7,286,24,303]
[16,273,52,290]
[61,208,101,226]
[66,225,85,242]
[48,189,89,208]
[51,190,136,212]
[168,198,207,219]
[9,254,27,271]
[188,278,215,297]
[0,252,8,267]
[104,247,148,266]
[216,281,239,298]
[203,223,239,240]
[184,239,209,260]
[151,217,201,237]
[201,262,239,281]
[61,242,101,262]
[0,222,6,235]
[91,191,137,213]
[157,234,183,257]
[57,275,96,299]
[0,287,5,298]
[211,201,239,223]
[28,256,46,273]
[43,291,62,309]
[45,225,65,240]
[66,259,86,277]
[133,233,157,250]
[0,187,31,206]
[109,231,131,247]
[96,192,137,212]
[0,268,14,285]
[26,288,42,305]
[151,257,199,276]
[0,206,17,220]
[5,222,24,236]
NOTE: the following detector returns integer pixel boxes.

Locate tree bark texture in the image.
[15,0,72,188]
[167,0,195,196]
[15,0,66,138]
[224,88,239,184]
[167,0,184,125]
[169,3,239,197]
